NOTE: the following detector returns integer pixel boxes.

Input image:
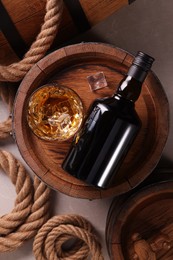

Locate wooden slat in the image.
[0,0,132,63]
[80,0,128,25]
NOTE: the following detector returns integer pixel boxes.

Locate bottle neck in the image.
[115,64,149,102]
[127,64,148,82]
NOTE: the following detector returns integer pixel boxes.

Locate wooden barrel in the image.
[0,0,133,65]
[13,43,169,200]
[106,177,173,259]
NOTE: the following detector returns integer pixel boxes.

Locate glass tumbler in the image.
[27,84,84,141]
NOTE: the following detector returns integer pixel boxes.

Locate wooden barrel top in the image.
[106,180,173,259]
[13,43,169,199]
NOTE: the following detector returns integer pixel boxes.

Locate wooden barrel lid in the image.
[13,43,169,199]
[106,180,173,259]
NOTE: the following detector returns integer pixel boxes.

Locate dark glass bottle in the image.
[62,51,155,189]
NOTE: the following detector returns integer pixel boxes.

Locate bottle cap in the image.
[133,51,155,71]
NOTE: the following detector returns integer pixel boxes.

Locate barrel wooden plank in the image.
[13,43,169,199]
[2,0,46,22]
[80,0,128,25]
[0,0,134,64]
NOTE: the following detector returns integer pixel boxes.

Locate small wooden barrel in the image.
[13,43,169,199]
[0,0,133,65]
[106,179,173,259]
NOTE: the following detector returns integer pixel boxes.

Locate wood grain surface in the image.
[106,181,173,260]
[0,0,130,65]
[13,43,169,199]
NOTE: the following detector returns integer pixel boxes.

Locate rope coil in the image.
[0,150,51,252]
[0,0,63,82]
[33,214,104,260]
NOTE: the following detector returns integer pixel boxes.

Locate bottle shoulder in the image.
[116,76,142,102]
[92,95,141,125]
[94,94,134,111]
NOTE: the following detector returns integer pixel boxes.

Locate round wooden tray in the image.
[106,180,173,259]
[13,43,169,199]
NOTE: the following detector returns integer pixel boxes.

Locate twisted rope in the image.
[0,0,63,82]
[0,0,63,139]
[0,150,51,252]
[33,214,104,260]
[0,117,12,140]
[0,83,17,140]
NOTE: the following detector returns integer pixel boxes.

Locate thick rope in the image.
[0,0,63,139]
[0,82,17,140]
[33,214,104,260]
[0,0,63,82]
[0,117,12,140]
[0,150,51,252]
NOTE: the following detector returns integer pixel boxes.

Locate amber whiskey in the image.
[27,85,84,141]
